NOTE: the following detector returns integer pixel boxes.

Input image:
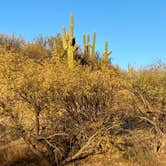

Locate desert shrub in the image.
[0,15,166,165]
[0,34,25,53]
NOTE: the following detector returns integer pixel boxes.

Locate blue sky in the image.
[0,0,165,69]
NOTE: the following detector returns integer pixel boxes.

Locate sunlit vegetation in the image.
[0,16,166,166]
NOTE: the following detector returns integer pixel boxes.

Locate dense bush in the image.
[0,16,166,166]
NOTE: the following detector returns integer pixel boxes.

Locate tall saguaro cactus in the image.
[62,15,77,68]
[83,32,96,63]
[103,41,112,63]
[83,34,91,61]
[91,32,96,61]
[62,15,112,67]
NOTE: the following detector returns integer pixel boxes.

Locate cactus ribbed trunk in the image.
[103,40,112,64]
[62,15,77,69]
[83,33,96,64]
[91,32,96,61]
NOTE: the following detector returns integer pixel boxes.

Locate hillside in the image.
[0,16,166,166]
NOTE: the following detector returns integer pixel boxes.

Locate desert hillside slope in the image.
[0,16,166,165]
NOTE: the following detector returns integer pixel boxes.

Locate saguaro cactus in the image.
[83,34,91,61]
[62,15,77,68]
[103,40,112,63]
[83,34,87,56]
[83,32,96,63]
[91,32,96,61]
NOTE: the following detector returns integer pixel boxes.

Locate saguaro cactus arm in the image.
[83,35,87,55]
[62,27,68,49]
[83,32,97,63]
[69,15,74,41]
[91,32,96,61]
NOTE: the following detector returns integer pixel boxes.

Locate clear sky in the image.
[0,0,165,69]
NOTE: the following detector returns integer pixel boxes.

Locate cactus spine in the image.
[103,41,112,63]
[62,15,77,68]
